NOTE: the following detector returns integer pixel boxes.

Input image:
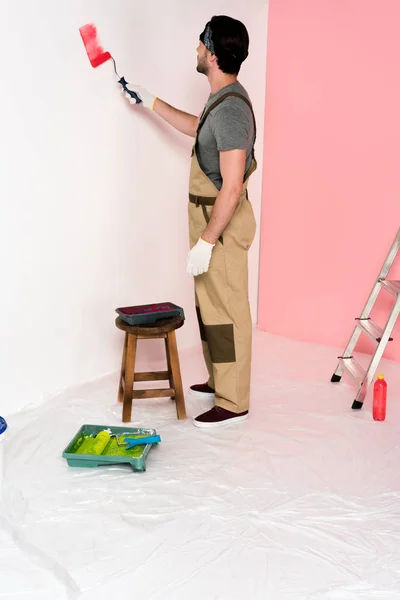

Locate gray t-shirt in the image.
[196,82,255,190]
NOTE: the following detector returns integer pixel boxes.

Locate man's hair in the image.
[201,15,249,75]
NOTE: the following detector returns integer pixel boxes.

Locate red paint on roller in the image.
[79,24,111,68]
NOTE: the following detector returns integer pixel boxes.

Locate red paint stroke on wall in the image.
[79,24,111,68]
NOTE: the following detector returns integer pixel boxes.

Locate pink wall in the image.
[258,0,400,362]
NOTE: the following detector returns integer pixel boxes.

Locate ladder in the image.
[331,228,400,409]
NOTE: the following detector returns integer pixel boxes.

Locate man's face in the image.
[196,41,209,75]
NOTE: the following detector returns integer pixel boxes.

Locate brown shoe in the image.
[189,382,215,401]
[193,406,249,428]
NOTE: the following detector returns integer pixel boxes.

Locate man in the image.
[121,15,257,428]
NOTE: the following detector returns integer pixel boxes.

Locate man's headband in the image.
[200,22,215,54]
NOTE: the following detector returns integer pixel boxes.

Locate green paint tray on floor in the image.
[62,424,159,472]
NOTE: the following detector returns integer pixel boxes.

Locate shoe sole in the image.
[188,389,215,401]
[193,413,249,428]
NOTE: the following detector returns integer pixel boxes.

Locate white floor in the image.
[1,328,400,600]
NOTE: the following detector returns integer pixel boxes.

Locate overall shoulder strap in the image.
[197,92,257,141]
[196,92,257,161]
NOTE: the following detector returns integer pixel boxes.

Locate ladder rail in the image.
[334,227,400,371]
[377,228,400,280]
[331,227,400,408]
[365,295,400,387]
[359,227,400,319]
[352,295,400,408]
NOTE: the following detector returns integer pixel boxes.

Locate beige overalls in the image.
[188,92,257,414]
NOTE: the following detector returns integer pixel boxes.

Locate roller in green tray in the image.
[75,430,111,455]
[62,424,161,472]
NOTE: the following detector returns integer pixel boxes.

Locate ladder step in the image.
[379,279,400,296]
[338,356,366,385]
[355,318,393,342]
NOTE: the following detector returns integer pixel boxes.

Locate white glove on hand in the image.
[121,84,157,110]
[187,238,215,277]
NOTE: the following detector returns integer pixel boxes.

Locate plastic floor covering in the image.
[1,328,400,600]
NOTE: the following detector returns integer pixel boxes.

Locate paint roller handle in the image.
[124,435,161,449]
[118,79,157,110]
[118,77,143,105]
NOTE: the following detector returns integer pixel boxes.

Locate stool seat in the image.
[116,314,186,422]
[115,315,184,337]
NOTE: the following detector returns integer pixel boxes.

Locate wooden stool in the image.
[115,315,186,422]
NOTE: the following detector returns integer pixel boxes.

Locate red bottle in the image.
[373,374,387,421]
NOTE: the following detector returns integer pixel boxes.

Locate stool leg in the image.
[118,333,128,404]
[167,331,186,420]
[123,334,137,423]
[164,338,175,397]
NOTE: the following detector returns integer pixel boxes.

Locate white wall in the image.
[0,0,268,415]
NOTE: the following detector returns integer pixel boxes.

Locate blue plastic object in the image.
[0,417,7,435]
[124,435,161,449]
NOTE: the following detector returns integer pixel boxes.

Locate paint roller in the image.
[75,430,111,455]
[79,23,142,104]
[75,430,161,455]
